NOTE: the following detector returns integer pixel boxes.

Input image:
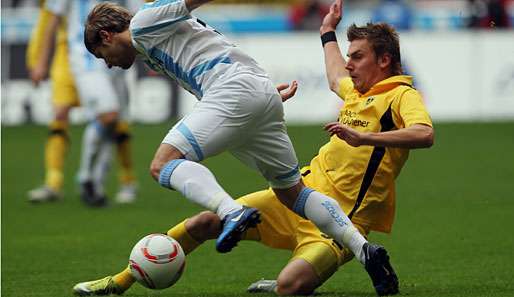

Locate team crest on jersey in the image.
[366,96,375,105]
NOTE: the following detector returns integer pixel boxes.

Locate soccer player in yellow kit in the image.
[72,0,433,295]
[27,1,80,201]
[27,1,138,204]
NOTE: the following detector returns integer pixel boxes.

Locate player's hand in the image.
[276,80,298,102]
[320,0,343,34]
[324,121,365,147]
[29,63,49,86]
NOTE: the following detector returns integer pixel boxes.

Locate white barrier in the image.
[236,31,514,122]
[2,31,513,125]
[180,31,514,123]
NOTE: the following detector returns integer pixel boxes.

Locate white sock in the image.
[92,140,113,196]
[296,188,368,264]
[77,122,103,183]
[161,159,242,219]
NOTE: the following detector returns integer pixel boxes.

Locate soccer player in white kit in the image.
[84,0,396,291]
[38,0,138,206]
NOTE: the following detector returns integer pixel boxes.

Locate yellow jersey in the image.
[26,0,79,106]
[306,75,432,233]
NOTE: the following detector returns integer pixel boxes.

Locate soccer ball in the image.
[129,234,186,289]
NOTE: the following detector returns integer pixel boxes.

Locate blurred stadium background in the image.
[2,1,514,297]
[2,0,514,124]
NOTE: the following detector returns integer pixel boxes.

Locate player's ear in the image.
[99,30,112,44]
[378,53,392,71]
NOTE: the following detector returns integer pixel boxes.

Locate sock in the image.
[44,120,69,191]
[114,121,135,185]
[159,159,242,219]
[77,121,109,183]
[293,188,368,264]
[78,121,112,182]
[167,220,201,254]
[112,267,135,293]
[92,140,113,196]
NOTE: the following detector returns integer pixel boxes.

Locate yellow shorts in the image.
[49,42,79,108]
[238,187,369,283]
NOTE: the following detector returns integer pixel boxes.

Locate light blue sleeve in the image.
[130,0,191,38]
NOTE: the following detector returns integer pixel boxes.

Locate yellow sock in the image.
[44,120,69,191]
[115,121,135,185]
[112,266,136,292]
[167,220,202,255]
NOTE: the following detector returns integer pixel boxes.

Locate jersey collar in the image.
[361,75,413,97]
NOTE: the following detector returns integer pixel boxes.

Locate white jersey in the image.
[129,0,268,99]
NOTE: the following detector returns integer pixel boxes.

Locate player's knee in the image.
[54,106,71,122]
[149,160,163,181]
[150,145,186,182]
[273,182,305,210]
[276,260,320,296]
[186,211,220,241]
[276,276,316,296]
[97,111,119,127]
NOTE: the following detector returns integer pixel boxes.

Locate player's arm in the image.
[325,122,434,148]
[320,0,349,94]
[29,12,61,85]
[324,122,434,149]
[131,0,207,34]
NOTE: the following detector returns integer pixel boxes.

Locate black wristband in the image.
[321,31,337,47]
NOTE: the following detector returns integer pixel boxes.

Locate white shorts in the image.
[162,73,301,189]
[73,68,129,120]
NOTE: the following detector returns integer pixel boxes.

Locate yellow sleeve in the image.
[395,88,433,128]
[26,9,51,70]
[336,77,354,101]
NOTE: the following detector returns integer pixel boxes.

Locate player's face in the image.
[94,34,135,70]
[345,39,384,94]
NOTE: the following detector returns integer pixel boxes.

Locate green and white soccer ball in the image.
[129,234,186,289]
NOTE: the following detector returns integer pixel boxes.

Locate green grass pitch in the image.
[2,122,514,297]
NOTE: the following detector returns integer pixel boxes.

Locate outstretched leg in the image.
[72,212,221,296]
[274,182,398,296]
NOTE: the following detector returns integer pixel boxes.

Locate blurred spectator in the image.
[486,0,510,27]
[289,0,329,30]
[372,0,413,31]
[468,0,488,27]
[468,0,510,28]
[5,0,37,8]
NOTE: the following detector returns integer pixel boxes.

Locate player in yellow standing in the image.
[27,0,138,204]
[72,0,434,295]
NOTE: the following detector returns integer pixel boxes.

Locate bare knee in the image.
[149,159,165,181]
[276,278,316,296]
[149,157,179,181]
[276,259,320,296]
[97,111,119,127]
[185,211,221,242]
[273,181,305,210]
[54,106,71,122]
[149,144,185,181]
